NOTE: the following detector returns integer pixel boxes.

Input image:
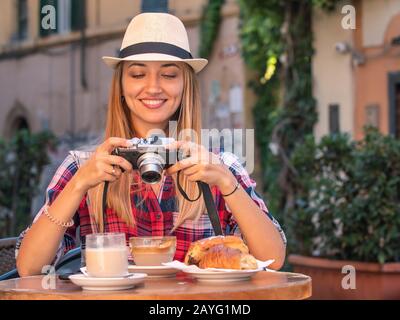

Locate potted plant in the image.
[286,128,400,299]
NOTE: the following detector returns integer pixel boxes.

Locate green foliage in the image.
[199,0,225,59]
[238,0,322,220]
[312,0,340,11]
[0,130,56,236]
[289,128,400,263]
[238,0,283,215]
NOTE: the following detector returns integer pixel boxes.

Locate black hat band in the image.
[119,42,193,60]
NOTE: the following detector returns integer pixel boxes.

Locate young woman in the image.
[16,13,286,276]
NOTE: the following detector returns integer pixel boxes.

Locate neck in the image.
[132,120,169,138]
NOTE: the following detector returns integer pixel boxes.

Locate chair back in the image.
[0,237,17,275]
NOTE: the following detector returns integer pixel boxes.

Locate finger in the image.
[167,158,197,175]
[103,172,118,182]
[107,165,122,177]
[98,137,130,154]
[181,164,202,176]
[165,140,185,150]
[113,166,122,176]
[185,172,204,183]
[166,140,199,155]
[102,155,133,172]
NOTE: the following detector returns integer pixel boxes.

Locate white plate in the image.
[181,269,260,282]
[69,273,147,291]
[128,265,179,278]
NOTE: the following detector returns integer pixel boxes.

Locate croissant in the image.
[199,245,258,270]
[184,235,258,270]
[184,236,249,266]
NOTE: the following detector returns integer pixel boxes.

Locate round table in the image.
[0,271,311,300]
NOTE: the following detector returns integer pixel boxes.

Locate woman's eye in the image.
[163,74,176,79]
[131,74,144,79]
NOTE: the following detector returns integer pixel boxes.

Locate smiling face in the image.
[121,61,184,137]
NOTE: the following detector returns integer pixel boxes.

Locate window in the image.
[329,104,340,134]
[389,72,400,138]
[17,0,28,40]
[394,83,400,138]
[39,0,85,37]
[141,0,168,13]
[365,104,379,128]
[58,0,71,33]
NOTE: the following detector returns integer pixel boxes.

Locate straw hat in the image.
[102,13,208,73]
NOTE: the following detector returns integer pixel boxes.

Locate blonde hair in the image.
[87,62,206,232]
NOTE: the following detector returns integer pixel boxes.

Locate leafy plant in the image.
[238,0,327,221]
[199,0,225,59]
[288,128,400,263]
[0,130,56,236]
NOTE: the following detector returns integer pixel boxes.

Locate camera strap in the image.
[176,171,223,236]
[198,181,224,236]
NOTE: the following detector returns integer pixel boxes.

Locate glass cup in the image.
[85,233,128,277]
[129,236,177,266]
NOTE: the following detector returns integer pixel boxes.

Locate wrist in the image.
[70,171,89,195]
[218,169,237,195]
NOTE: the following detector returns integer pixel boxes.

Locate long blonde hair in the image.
[87,62,206,232]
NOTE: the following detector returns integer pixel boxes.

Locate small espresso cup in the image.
[129,236,177,266]
[85,233,128,277]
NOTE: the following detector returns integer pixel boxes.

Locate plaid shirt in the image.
[16,150,286,265]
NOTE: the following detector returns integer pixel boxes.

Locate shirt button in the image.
[156,214,162,220]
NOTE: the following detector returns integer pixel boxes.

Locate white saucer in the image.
[128,265,179,278]
[181,269,260,282]
[69,273,147,291]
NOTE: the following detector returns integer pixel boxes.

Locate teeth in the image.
[142,100,164,105]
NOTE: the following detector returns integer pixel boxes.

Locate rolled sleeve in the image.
[15,154,80,266]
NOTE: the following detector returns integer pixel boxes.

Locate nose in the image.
[145,73,162,95]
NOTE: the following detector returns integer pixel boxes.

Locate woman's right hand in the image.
[74,137,133,192]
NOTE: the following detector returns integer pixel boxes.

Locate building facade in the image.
[312,0,400,140]
[0,0,255,141]
[0,0,263,219]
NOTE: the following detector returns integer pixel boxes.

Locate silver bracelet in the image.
[43,205,74,228]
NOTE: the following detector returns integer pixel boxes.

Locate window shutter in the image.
[17,0,28,40]
[71,0,85,31]
[141,0,169,13]
[329,104,340,134]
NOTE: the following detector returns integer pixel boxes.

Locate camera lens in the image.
[137,153,165,184]
[141,171,161,184]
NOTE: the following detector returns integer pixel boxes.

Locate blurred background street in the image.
[0,0,399,299]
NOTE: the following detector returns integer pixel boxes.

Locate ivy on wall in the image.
[0,130,55,236]
[198,0,342,229]
[199,0,225,59]
[238,0,341,224]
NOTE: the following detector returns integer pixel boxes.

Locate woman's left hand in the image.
[166,141,237,194]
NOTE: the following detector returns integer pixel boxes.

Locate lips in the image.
[140,99,166,109]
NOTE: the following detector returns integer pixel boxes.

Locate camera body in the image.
[112,136,182,184]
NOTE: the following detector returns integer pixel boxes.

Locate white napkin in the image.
[162,259,275,273]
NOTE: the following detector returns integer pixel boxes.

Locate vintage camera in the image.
[112,136,183,184]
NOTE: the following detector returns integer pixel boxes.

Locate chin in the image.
[140,115,172,126]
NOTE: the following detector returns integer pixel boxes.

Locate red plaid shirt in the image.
[16,150,286,265]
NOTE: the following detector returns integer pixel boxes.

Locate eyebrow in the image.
[160,63,180,68]
[127,62,180,69]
